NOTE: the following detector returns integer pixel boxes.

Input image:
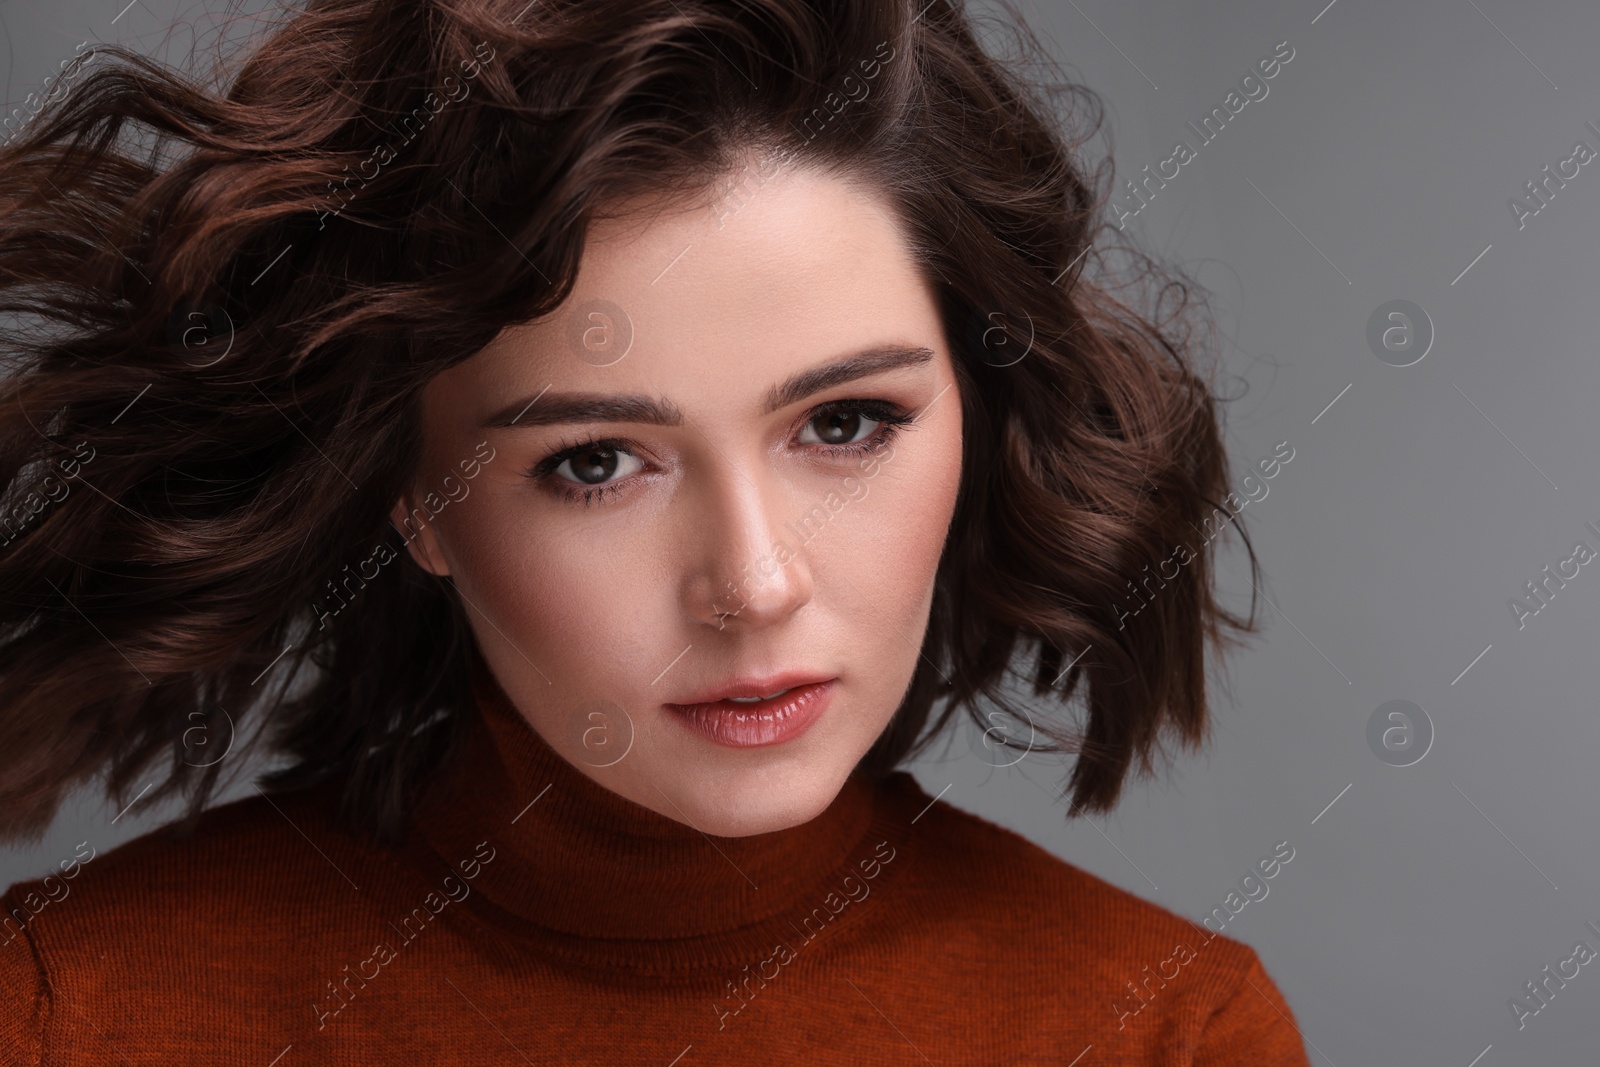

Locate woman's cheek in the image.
[472,496,661,662]
[850,445,957,616]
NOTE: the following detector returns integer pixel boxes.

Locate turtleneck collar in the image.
[405,652,915,975]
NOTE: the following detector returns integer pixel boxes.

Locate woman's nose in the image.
[680,470,814,632]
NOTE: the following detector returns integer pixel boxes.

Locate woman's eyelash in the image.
[523,436,634,507]
[806,399,915,457]
[525,436,632,481]
[523,399,917,506]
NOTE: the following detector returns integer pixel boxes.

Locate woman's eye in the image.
[552,445,644,485]
[799,407,882,447]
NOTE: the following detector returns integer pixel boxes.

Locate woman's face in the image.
[393,160,964,837]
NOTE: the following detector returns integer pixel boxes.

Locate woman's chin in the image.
[644,763,848,838]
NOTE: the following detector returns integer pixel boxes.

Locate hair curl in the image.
[0,0,1258,844]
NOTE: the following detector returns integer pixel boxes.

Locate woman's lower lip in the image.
[665,680,834,748]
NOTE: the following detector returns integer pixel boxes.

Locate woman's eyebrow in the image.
[480,343,936,429]
[760,343,934,414]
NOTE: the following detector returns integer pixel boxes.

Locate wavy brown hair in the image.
[0,0,1258,844]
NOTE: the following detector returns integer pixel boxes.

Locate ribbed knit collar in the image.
[405,652,911,974]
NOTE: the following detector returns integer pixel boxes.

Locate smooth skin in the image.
[391,157,964,837]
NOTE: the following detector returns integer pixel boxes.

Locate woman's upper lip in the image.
[668,673,835,707]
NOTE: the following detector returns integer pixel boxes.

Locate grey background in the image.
[5,0,1599,1063]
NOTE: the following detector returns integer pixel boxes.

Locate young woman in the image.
[0,0,1310,1062]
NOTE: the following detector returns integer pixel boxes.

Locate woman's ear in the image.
[388,493,452,577]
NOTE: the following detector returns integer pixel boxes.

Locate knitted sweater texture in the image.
[0,663,1311,1064]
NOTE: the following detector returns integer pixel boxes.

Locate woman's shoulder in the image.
[0,779,417,1041]
[883,772,1311,1063]
[3,777,388,928]
[890,770,1244,955]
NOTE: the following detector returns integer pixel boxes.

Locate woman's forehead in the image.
[423,168,943,416]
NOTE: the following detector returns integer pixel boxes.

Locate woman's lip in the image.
[670,672,835,706]
[664,680,834,748]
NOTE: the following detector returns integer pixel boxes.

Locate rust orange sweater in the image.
[1,662,1312,1064]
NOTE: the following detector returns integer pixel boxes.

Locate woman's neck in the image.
[403,656,910,974]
